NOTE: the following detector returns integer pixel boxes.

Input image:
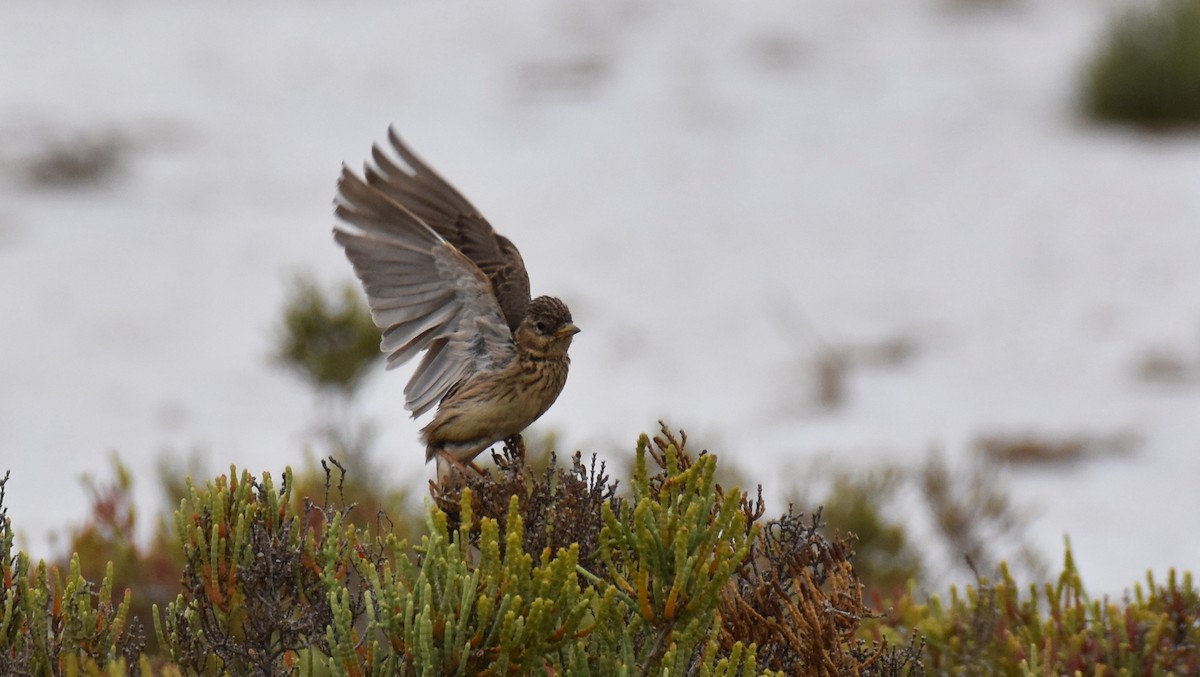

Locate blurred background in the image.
[1,0,1198,595]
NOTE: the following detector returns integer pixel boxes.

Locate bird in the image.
[332,128,579,480]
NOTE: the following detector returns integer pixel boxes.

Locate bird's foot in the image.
[434,451,487,488]
[494,434,526,470]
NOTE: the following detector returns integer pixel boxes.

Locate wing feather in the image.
[361,279,455,307]
[332,146,516,418]
[356,127,532,331]
[406,348,469,416]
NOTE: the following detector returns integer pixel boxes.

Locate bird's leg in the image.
[463,458,487,476]
[429,452,488,521]
[435,451,487,488]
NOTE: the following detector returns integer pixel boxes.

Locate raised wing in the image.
[361,127,531,332]
[334,161,516,418]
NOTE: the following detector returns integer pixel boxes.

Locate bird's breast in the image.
[426,355,570,444]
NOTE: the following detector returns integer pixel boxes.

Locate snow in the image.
[1,0,1197,595]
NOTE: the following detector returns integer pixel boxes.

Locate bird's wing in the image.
[334,164,516,418]
[361,127,531,332]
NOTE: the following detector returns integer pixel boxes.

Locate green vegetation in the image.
[0,471,145,675]
[3,432,1197,675]
[873,551,1198,674]
[275,276,381,396]
[154,468,345,674]
[788,452,1044,603]
[1083,0,1200,128]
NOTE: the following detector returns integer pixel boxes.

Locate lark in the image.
[333,129,579,480]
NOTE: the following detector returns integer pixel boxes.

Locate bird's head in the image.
[515,296,579,359]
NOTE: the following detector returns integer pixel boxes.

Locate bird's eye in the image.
[535,320,549,334]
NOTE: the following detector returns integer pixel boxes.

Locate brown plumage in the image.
[332,128,579,476]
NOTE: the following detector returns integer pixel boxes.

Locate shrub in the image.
[0,472,145,675]
[324,430,776,675]
[275,276,384,467]
[63,456,182,658]
[811,466,923,597]
[788,452,1043,599]
[274,276,381,396]
[153,467,358,674]
[871,547,1199,674]
[326,493,597,675]
[431,426,924,675]
[1,427,1197,674]
[1083,0,1200,128]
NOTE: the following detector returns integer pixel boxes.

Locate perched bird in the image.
[332,128,579,479]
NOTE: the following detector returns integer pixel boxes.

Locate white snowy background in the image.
[1,0,1198,594]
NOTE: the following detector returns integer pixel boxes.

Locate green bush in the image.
[326,493,597,675]
[154,438,778,675]
[788,452,1043,601]
[1083,0,1200,127]
[2,430,1198,674]
[142,430,922,675]
[275,276,384,465]
[871,547,1199,674]
[153,468,353,674]
[275,276,381,396]
[0,472,145,675]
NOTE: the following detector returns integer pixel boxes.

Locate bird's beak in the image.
[557,323,581,338]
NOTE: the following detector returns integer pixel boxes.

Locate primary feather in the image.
[333,136,519,418]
